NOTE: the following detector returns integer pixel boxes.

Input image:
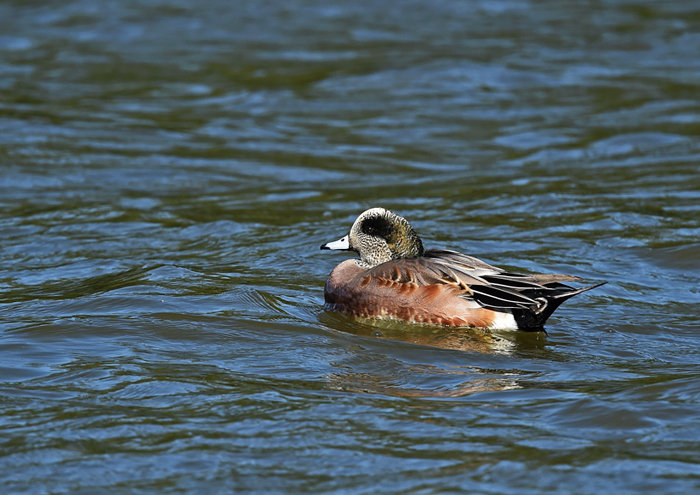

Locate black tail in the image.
[511,282,606,330]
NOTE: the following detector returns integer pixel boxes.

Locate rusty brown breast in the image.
[324,258,502,328]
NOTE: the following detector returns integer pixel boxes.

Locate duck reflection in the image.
[319,313,547,397]
[327,371,524,398]
[319,311,548,354]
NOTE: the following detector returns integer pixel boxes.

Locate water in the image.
[2,0,700,493]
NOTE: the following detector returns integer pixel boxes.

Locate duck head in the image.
[320,207,425,268]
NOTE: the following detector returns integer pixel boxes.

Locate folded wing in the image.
[367,248,599,315]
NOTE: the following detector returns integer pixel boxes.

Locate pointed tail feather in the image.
[550,282,607,301]
[513,282,607,330]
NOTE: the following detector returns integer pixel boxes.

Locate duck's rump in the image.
[423,249,605,328]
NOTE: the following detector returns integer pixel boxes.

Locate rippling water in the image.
[2,0,700,493]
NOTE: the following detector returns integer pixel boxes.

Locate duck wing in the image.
[424,249,592,311]
[365,250,538,311]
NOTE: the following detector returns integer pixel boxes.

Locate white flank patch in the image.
[489,311,518,331]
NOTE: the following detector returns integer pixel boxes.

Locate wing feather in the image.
[364,249,593,313]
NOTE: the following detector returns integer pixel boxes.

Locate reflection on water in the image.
[321,314,547,397]
[328,370,523,398]
[323,312,525,354]
[2,0,700,493]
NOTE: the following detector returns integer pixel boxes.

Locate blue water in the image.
[2,1,700,493]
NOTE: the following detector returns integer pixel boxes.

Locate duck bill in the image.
[320,235,351,251]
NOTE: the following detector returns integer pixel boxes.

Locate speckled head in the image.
[321,207,425,268]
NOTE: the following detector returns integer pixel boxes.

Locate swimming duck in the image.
[320,207,604,331]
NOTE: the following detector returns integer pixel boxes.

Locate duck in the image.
[320,207,604,331]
